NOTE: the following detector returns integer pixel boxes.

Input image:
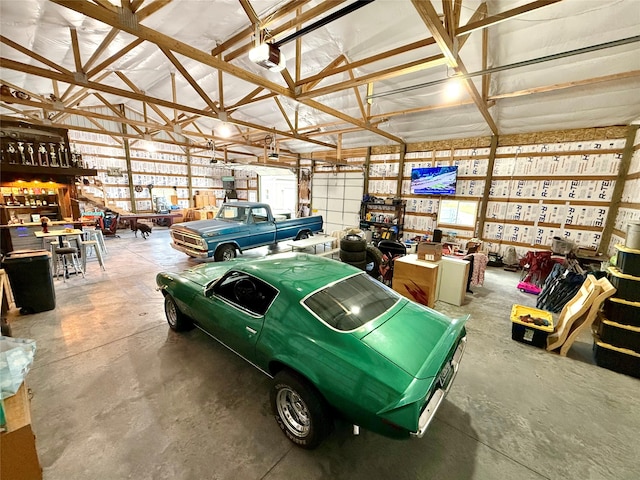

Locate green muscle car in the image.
[156,252,468,449]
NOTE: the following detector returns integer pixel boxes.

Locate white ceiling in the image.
[1,0,639,163]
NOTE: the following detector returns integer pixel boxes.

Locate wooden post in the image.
[396,143,406,198]
[363,146,371,195]
[119,104,137,213]
[477,134,498,239]
[185,141,193,207]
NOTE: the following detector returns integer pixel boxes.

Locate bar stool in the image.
[77,235,106,272]
[53,245,84,281]
[84,229,108,255]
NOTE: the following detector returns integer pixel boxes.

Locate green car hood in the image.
[361,301,468,380]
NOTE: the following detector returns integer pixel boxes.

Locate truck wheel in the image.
[295,231,311,240]
[215,244,236,261]
[340,235,366,252]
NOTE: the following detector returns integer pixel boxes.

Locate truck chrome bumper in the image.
[412,336,467,438]
[170,242,209,258]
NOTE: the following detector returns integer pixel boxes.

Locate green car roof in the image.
[234,252,359,299]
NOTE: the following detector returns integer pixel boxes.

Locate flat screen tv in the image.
[410,166,458,195]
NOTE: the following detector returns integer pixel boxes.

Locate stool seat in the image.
[55,247,78,255]
[53,246,84,281]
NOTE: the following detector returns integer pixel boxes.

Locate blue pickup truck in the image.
[170,202,324,261]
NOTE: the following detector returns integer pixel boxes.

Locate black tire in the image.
[349,259,367,270]
[340,250,367,262]
[365,245,383,277]
[271,370,332,449]
[295,230,311,240]
[164,294,193,331]
[215,244,236,262]
[340,235,366,252]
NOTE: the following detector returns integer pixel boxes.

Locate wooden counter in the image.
[1,221,82,253]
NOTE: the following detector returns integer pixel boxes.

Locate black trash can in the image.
[2,249,56,314]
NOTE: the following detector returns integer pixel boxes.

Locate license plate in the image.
[438,361,453,387]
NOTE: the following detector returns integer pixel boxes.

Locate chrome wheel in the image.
[276,387,311,438]
[222,249,235,261]
[166,297,177,327]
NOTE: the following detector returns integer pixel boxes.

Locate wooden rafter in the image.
[93,92,146,135]
[0,56,332,148]
[347,69,367,121]
[455,0,563,37]
[70,28,84,74]
[159,46,220,115]
[136,0,173,20]
[130,0,146,12]
[0,36,73,76]
[488,70,640,100]
[211,0,311,56]
[224,1,347,62]
[297,38,436,88]
[301,55,346,92]
[40,0,400,145]
[238,0,259,24]
[114,71,173,125]
[274,97,295,133]
[84,28,120,71]
[93,0,117,11]
[85,38,145,79]
[411,0,498,135]
[298,55,446,100]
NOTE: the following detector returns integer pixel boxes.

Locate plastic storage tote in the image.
[1,249,56,314]
[614,244,640,277]
[607,267,640,303]
[603,298,640,328]
[597,319,640,353]
[510,304,554,348]
[593,336,640,378]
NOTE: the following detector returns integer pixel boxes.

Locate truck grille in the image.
[171,229,205,250]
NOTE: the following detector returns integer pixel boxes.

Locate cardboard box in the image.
[1,384,42,480]
[392,254,439,308]
[417,242,442,262]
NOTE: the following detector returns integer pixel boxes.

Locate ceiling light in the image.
[218,122,232,138]
[445,78,463,100]
[249,43,285,72]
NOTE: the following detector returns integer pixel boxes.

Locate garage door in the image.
[311,171,364,234]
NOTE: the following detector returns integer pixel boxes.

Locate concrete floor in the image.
[7,228,640,480]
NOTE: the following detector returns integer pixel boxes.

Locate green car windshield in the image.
[303,273,400,332]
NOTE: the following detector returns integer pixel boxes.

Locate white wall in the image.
[311,171,364,234]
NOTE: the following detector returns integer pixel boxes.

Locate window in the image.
[250,206,269,223]
[438,200,478,227]
[213,271,277,315]
[303,273,399,331]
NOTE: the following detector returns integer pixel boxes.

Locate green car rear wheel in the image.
[271,370,332,449]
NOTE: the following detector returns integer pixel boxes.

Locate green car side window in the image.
[303,273,399,331]
[212,270,277,316]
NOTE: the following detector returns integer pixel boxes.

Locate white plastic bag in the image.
[0,336,36,399]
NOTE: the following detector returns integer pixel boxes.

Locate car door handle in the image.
[246,326,257,334]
